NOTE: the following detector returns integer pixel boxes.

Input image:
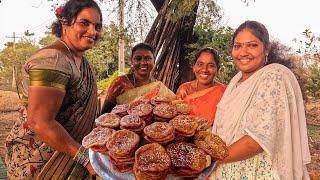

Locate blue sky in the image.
[1,0,319,50]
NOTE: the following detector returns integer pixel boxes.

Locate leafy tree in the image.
[39,33,57,46]
[294,29,320,99]
[305,62,320,98]
[85,23,134,81]
[0,42,39,90]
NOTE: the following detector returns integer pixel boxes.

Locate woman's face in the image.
[232,28,267,80]
[193,52,217,86]
[131,49,155,77]
[64,7,102,51]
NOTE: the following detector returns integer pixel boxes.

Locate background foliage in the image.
[0,0,319,100]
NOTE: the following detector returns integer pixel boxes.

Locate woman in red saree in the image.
[176,48,226,126]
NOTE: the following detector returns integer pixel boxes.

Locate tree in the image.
[145,0,225,91]
[0,42,39,90]
[294,29,320,99]
[39,33,57,46]
[305,62,320,98]
[85,23,134,81]
[295,29,320,62]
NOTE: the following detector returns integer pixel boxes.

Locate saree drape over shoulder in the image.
[5,41,97,179]
[179,82,226,126]
[102,74,175,109]
[211,64,311,179]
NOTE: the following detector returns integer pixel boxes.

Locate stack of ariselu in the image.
[82,96,229,179]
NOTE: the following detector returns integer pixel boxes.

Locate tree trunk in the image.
[146,0,198,92]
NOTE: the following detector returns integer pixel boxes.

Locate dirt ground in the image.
[0,90,319,178]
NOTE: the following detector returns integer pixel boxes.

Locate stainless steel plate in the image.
[89,149,216,180]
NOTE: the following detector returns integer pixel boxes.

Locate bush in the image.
[97,68,130,90]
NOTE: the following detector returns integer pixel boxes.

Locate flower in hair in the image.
[55,5,64,17]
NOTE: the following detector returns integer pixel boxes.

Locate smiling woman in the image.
[210,20,311,179]
[176,48,226,127]
[4,0,102,179]
[100,42,156,114]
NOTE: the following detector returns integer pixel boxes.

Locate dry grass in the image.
[0,90,21,111]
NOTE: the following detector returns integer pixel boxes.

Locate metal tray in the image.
[89,149,216,180]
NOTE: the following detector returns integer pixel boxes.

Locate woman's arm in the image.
[27,86,96,175]
[27,86,80,156]
[176,82,194,100]
[100,83,123,114]
[219,135,263,164]
[101,76,129,114]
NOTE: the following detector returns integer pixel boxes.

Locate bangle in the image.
[73,146,90,167]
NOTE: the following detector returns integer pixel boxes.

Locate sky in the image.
[1,0,319,51]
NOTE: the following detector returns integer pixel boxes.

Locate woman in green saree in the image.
[5,0,102,179]
[101,43,159,113]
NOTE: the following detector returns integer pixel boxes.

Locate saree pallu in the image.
[5,42,98,179]
[211,64,310,179]
[183,83,226,126]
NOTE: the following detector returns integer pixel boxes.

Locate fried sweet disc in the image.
[111,104,129,117]
[120,114,144,129]
[144,134,175,145]
[150,96,173,106]
[153,103,178,120]
[144,122,175,140]
[106,129,140,157]
[135,143,171,173]
[128,100,153,117]
[194,131,229,160]
[82,126,115,152]
[169,115,199,137]
[193,115,210,130]
[95,113,121,128]
[175,102,192,115]
[166,142,208,174]
[133,164,167,180]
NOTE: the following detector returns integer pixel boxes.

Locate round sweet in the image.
[166,142,208,175]
[143,122,174,140]
[95,113,121,128]
[128,100,153,117]
[135,143,171,173]
[169,115,199,136]
[194,131,229,160]
[120,114,144,129]
[106,129,140,156]
[111,104,129,117]
[153,103,178,119]
[82,126,115,152]
[175,103,192,115]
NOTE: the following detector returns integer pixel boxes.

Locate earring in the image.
[264,55,269,65]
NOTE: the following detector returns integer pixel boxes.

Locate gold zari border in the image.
[29,69,70,89]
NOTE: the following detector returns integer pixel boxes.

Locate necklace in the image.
[59,39,81,71]
[59,39,72,54]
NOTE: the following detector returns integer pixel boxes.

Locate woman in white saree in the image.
[210,21,311,179]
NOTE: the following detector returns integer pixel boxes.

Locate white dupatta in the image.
[212,64,311,179]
